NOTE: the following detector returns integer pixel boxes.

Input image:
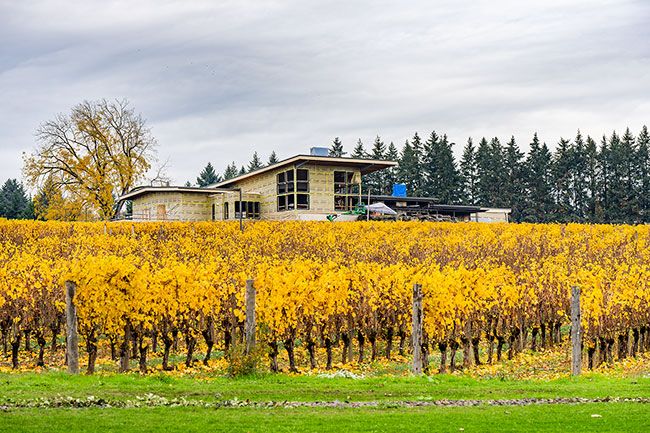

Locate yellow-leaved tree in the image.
[24,99,156,220]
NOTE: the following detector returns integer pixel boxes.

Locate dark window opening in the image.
[296,169,309,192]
[297,194,309,209]
[277,168,310,211]
[234,201,261,219]
[286,170,295,192]
[334,170,360,211]
[277,172,286,194]
[334,170,359,194]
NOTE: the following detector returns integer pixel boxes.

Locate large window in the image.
[296,168,309,192]
[277,169,294,194]
[277,168,310,211]
[334,171,360,211]
[234,201,260,219]
[334,171,358,195]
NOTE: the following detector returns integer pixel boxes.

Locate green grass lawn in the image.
[1,371,649,402]
[1,372,649,432]
[1,403,648,433]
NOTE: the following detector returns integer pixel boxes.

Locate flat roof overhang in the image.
[211,155,397,188]
[118,186,234,201]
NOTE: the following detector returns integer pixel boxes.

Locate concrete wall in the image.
[473,208,511,223]
[131,192,211,221]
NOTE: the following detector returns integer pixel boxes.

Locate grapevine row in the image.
[0,220,649,373]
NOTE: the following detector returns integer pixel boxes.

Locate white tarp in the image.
[366,202,397,215]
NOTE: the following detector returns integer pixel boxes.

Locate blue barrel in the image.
[392,183,407,197]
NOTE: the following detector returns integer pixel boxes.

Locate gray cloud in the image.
[1,0,648,184]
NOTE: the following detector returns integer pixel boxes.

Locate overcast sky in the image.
[1,0,649,185]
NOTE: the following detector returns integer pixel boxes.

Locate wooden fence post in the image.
[65,280,79,374]
[571,286,582,376]
[245,279,256,355]
[412,283,423,374]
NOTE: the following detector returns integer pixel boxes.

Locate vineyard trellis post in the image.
[245,279,256,355]
[571,286,581,376]
[412,283,423,374]
[65,280,79,374]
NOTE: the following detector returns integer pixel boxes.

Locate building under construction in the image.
[118,148,509,222]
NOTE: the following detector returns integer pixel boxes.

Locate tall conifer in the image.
[0,179,33,219]
[398,139,420,196]
[637,126,650,222]
[503,136,525,221]
[460,138,478,205]
[248,152,263,172]
[329,137,344,157]
[196,162,221,187]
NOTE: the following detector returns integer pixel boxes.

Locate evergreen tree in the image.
[637,126,650,223]
[32,177,54,220]
[596,134,612,223]
[475,137,491,206]
[370,135,386,159]
[268,151,279,165]
[366,135,387,194]
[459,138,478,205]
[551,138,574,222]
[411,132,423,160]
[568,131,590,222]
[409,132,424,195]
[385,141,400,194]
[248,152,263,172]
[223,162,239,180]
[422,131,461,203]
[184,181,192,187]
[522,134,554,222]
[503,136,525,221]
[618,128,638,223]
[196,162,221,187]
[476,137,507,207]
[584,135,600,222]
[238,165,247,176]
[398,139,420,197]
[329,137,344,157]
[352,139,367,158]
[0,179,33,219]
[421,131,440,197]
[439,134,462,204]
[600,131,636,223]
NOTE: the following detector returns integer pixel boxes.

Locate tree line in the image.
[193,151,279,187]
[353,126,650,223]
[194,126,649,224]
